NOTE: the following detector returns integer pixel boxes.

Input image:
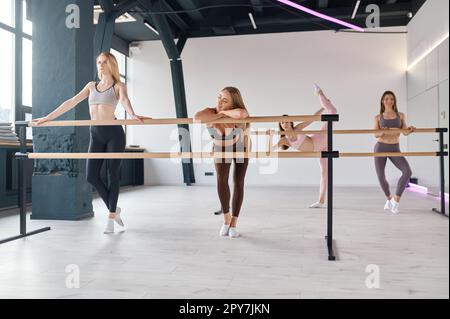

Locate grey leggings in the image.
[374,142,412,198]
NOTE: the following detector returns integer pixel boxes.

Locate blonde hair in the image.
[97,52,121,84]
[221,86,252,150]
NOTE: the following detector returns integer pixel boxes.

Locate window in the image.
[22,38,32,107]
[22,0,31,36]
[0,0,14,27]
[0,1,32,137]
[0,28,15,124]
[111,49,126,74]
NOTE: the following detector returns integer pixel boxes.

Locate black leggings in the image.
[214,144,249,218]
[86,125,125,213]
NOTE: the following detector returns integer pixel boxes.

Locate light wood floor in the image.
[0,186,448,299]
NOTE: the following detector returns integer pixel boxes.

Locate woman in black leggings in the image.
[195,87,250,238]
[33,52,150,233]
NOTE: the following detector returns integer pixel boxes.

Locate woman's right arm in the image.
[32,82,93,125]
[194,107,225,122]
[374,115,384,138]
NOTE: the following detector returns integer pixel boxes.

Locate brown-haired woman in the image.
[374,91,415,214]
[32,52,151,233]
[273,84,335,208]
[194,87,250,238]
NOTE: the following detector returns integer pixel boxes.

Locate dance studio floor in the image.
[0,186,448,299]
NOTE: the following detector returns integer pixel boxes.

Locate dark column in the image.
[32,0,94,220]
[148,0,195,185]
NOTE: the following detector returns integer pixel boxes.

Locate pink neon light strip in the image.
[408,183,449,204]
[276,0,365,32]
[408,183,428,194]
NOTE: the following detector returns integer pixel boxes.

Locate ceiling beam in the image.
[317,0,329,9]
[270,1,411,29]
[160,0,190,32]
[250,0,263,16]
[98,0,115,14]
[136,0,189,34]
[113,0,139,19]
[229,3,412,28]
[176,0,203,22]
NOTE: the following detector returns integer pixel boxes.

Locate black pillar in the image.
[32,0,95,220]
[93,12,115,55]
[149,0,195,185]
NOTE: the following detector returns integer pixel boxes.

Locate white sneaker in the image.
[309,202,326,208]
[384,200,392,211]
[390,199,400,214]
[228,227,240,238]
[114,207,124,227]
[313,83,322,95]
[104,219,115,234]
[219,224,230,236]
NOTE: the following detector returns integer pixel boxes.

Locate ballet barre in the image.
[252,128,445,135]
[4,116,447,263]
[26,151,446,159]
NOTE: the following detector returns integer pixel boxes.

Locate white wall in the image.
[128,28,408,186]
[407,0,449,191]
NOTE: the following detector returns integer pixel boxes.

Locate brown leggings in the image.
[215,157,249,218]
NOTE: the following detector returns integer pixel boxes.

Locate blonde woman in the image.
[33,52,150,233]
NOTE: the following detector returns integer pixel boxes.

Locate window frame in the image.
[0,1,33,138]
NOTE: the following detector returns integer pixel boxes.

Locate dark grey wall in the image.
[32,0,95,220]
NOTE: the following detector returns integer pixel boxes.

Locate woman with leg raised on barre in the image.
[32,52,151,234]
[273,84,336,209]
[194,87,251,238]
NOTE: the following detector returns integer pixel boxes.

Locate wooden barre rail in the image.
[27,151,444,159]
[28,152,321,159]
[27,115,323,127]
[252,128,442,135]
[340,152,443,158]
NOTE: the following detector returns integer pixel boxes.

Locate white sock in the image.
[229,227,240,238]
[219,224,230,236]
[390,198,400,214]
[313,83,322,95]
[114,207,124,227]
[384,200,392,210]
[309,202,326,208]
[104,218,114,234]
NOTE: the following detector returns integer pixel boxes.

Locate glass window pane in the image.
[23,38,32,107]
[0,29,15,124]
[111,49,126,75]
[22,0,32,35]
[0,0,14,27]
